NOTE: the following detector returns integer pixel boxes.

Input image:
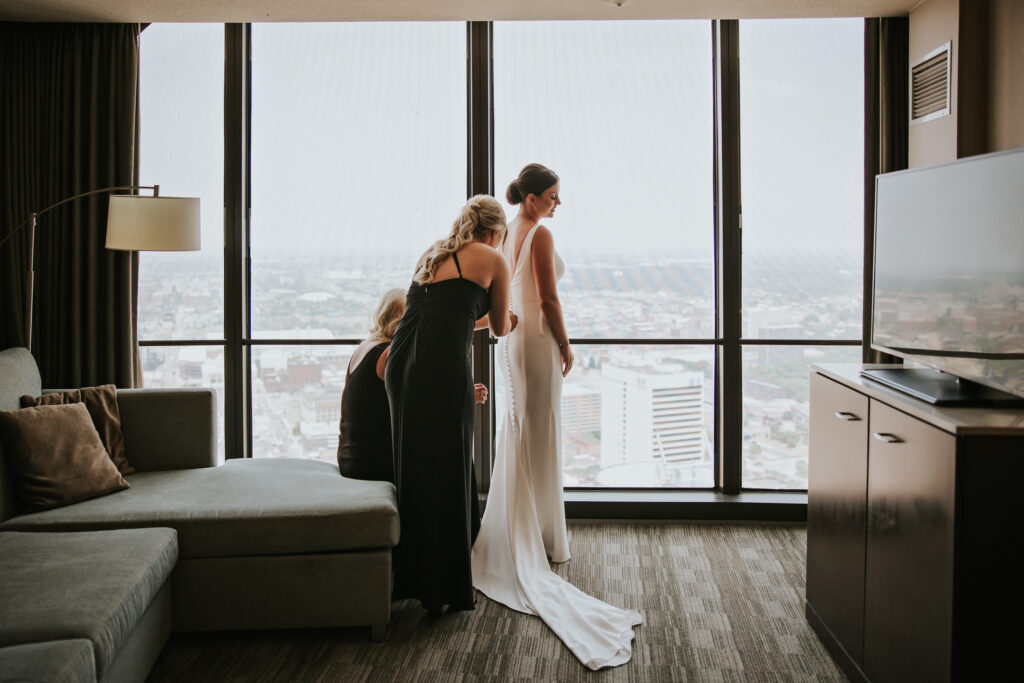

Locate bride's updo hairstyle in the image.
[506,163,559,205]
[418,194,507,283]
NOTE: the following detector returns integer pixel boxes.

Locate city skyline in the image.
[137,251,864,490]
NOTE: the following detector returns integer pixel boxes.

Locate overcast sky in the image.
[139,18,863,260]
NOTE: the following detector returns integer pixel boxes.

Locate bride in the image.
[471,163,642,669]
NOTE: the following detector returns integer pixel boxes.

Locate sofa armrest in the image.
[116,388,217,471]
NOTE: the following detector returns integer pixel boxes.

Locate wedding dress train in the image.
[471,225,642,669]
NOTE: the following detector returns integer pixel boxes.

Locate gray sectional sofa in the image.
[0,528,177,683]
[0,346,400,682]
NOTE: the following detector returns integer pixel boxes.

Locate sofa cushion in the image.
[0,639,96,683]
[1,458,399,559]
[22,385,134,475]
[0,528,177,680]
[0,403,129,511]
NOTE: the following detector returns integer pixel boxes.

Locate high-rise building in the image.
[561,383,601,439]
[600,365,705,473]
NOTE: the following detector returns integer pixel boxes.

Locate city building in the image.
[561,383,601,439]
[600,364,706,472]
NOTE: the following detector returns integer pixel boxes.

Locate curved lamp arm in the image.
[0,185,160,351]
[0,185,159,251]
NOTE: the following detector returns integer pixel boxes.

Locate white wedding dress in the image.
[471,224,643,670]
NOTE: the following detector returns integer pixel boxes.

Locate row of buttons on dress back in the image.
[501,336,519,429]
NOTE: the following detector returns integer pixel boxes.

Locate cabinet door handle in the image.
[873,432,904,443]
[834,411,862,421]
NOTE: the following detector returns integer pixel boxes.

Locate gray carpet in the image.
[148,522,845,682]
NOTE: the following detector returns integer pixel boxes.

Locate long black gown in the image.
[337,342,392,482]
[385,253,488,612]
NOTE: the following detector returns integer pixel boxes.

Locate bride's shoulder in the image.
[531,224,555,248]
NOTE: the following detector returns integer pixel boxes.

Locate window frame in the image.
[139,19,869,520]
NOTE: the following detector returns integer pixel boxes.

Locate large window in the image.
[739,19,864,489]
[138,23,225,460]
[139,19,867,500]
[494,21,716,488]
[249,23,466,460]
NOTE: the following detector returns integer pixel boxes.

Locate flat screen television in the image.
[866,146,1024,405]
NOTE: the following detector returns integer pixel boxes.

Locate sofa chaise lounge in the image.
[0,346,399,682]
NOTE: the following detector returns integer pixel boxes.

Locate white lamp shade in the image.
[105,195,201,251]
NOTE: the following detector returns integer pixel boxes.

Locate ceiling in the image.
[1,0,918,23]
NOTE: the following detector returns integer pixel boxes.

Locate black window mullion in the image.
[714,19,743,495]
[467,21,495,493]
[467,21,493,199]
[224,23,251,460]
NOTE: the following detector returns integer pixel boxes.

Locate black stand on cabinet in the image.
[860,367,1024,406]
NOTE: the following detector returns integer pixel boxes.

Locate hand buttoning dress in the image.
[471,224,642,669]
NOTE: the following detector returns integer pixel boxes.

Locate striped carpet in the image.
[148,522,845,682]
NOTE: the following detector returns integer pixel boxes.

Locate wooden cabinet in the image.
[807,373,869,664]
[863,399,955,683]
[806,364,1024,683]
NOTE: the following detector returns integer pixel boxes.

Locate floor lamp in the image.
[0,185,200,351]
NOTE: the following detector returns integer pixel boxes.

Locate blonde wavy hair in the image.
[417,195,507,283]
[367,288,406,341]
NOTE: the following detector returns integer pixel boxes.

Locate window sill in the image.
[562,489,807,522]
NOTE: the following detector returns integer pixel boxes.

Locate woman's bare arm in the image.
[531,226,574,376]
[477,312,517,332]
[375,344,391,381]
[487,252,514,336]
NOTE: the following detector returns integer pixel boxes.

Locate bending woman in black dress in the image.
[337,288,406,481]
[338,288,489,482]
[386,194,516,614]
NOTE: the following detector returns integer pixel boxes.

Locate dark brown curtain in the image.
[863,17,908,365]
[0,22,141,388]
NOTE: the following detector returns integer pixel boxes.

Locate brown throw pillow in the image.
[0,402,130,512]
[21,385,133,475]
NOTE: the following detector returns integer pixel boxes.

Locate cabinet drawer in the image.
[807,373,869,663]
[864,399,955,683]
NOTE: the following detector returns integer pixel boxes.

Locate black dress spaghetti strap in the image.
[385,250,489,612]
[337,341,392,481]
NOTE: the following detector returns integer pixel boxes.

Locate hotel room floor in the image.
[148,522,844,682]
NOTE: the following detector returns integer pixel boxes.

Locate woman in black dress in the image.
[337,288,490,482]
[386,194,516,614]
[337,288,406,481]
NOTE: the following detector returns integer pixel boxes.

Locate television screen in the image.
[872,147,1024,399]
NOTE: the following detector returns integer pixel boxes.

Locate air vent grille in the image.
[911,43,950,123]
